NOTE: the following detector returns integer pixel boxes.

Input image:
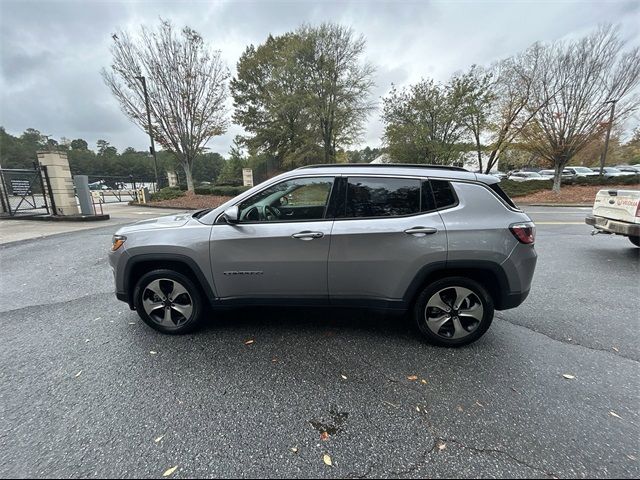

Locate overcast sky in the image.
[1,0,639,156]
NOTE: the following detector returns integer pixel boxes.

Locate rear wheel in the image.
[629,236,640,247]
[134,269,205,334]
[414,277,494,347]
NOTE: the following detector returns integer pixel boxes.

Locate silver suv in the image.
[109,165,537,346]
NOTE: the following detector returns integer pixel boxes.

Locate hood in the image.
[117,213,192,234]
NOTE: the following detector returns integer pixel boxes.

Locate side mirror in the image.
[223,205,239,224]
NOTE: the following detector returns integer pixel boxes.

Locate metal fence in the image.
[0,164,52,216]
[84,175,157,203]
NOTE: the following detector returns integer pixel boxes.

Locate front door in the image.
[210,176,336,301]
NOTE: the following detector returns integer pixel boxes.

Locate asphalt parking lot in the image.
[0,206,638,479]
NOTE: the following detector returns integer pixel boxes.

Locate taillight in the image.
[510,222,536,244]
[635,202,640,218]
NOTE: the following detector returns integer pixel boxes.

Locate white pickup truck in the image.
[585,189,640,247]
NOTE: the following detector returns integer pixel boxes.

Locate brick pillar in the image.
[37,151,79,216]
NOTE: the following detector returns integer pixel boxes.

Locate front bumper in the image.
[586,215,640,237]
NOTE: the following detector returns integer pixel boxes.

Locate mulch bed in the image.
[148,195,233,210]
[513,183,639,204]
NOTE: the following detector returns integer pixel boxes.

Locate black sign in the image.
[10,179,31,196]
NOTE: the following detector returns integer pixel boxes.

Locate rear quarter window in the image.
[430,180,458,209]
[489,183,518,209]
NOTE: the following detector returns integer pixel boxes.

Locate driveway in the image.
[0,206,638,478]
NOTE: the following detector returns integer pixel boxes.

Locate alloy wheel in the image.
[424,286,484,339]
[142,278,193,328]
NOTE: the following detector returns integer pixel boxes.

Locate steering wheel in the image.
[264,205,280,221]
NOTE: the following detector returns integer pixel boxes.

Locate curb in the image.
[0,214,110,222]
[127,202,198,211]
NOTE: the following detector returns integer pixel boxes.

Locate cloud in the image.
[1,0,638,155]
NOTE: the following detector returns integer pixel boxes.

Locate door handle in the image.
[404,226,438,236]
[292,231,324,240]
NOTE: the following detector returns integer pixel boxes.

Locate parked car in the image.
[585,188,640,247]
[109,164,537,347]
[565,166,599,178]
[507,171,551,182]
[615,165,640,174]
[490,171,508,180]
[539,169,574,181]
[590,167,635,179]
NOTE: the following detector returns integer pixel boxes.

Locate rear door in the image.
[328,176,447,304]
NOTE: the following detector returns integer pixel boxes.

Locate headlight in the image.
[111,235,126,251]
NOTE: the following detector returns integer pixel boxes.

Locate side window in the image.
[430,180,457,210]
[237,177,334,222]
[340,177,421,218]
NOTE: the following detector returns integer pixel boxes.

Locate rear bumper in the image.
[586,215,640,237]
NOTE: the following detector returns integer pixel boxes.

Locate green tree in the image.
[382,79,470,164]
[231,23,375,168]
[217,137,247,185]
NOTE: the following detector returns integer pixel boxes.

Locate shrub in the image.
[193,185,251,196]
[149,187,185,201]
[500,179,553,197]
[573,175,640,186]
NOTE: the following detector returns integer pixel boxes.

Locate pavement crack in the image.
[437,437,557,478]
[495,315,638,363]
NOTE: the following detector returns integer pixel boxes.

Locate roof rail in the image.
[296,163,468,172]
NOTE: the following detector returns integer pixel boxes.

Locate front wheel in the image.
[133,269,205,334]
[629,236,640,247]
[414,277,494,347]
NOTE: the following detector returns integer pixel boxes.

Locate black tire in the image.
[414,277,494,347]
[629,236,640,247]
[133,269,205,334]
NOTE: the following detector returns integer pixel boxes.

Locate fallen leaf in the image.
[162,466,178,477]
[291,447,298,454]
[244,339,254,345]
[320,431,329,441]
[74,370,82,378]
[562,374,575,380]
[627,454,637,461]
[438,442,447,451]
[150,351,157,355]
[416,406,421,412]
[323,454,332,466]
[457,405,464,412]
[407,375,418,381]
[154,435,165,443]
[612,347,619,352]
[609,411,622,419]
[475,401,484,408]
[272,358,278,362]
[421,379,428,385]
[340,374,347,380]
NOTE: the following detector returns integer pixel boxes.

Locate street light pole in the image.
[135,76,161,190]
[599,99,617,177]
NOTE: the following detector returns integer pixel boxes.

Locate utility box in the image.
[137,187,150,204]
[74,175,93,215]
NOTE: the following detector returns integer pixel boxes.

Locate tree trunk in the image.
[183,162,195,193]
[552,161,564,193]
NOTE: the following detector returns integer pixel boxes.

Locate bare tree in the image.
[522,25,640,192]
[102,20,229,192]
[461,46,555,174]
